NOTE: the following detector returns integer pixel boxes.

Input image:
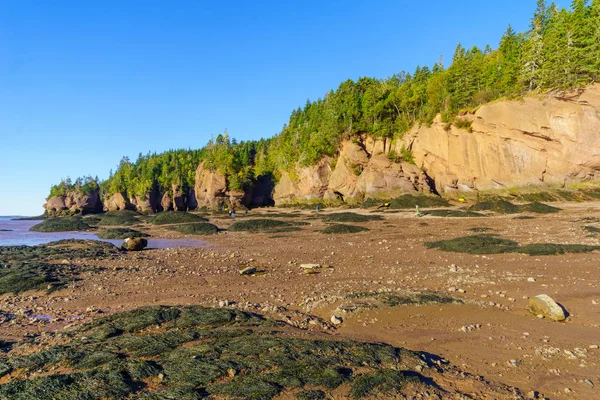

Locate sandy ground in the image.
[1,202,600,399]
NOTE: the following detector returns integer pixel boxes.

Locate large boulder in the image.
[529,294,566,321]
[328,140,369,199]
[44,196,67,212]
[122,237,148,251]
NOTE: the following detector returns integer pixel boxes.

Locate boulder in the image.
[122,237,148,251]
[45,196,67,212]
[529,294,566,321]
[45,189,103,214]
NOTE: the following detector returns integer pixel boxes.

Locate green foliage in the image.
[321,224,370,234]
[49,176,99,198]
[96,228,149,239]
[469,200,560,214]
[167,223,219,235]
[29,216,90,232]
[151,212,208,225]
[453,117,473,132]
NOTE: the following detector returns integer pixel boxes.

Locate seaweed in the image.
[321,212,382,223]
[426,235,600,255]
[425,234,519,254]
[322,224,369,234]
[151,212,208,225]
[0,305,441,399]
[29,216,90,232]
[228,219,293,232]
[166,223,219,235]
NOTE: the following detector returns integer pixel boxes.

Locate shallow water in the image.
[0,216,210,249]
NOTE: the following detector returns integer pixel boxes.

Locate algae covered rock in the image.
[122,237,148,251]
[529,294,566,321]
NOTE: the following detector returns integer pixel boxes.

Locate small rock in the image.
[527,277,536,282]
[300,263,321,270]
[529,294,566,321]
[240,267,257,275]
[564,387,572,393]
[589,344,599,349]
[330,315,343,325]
[583,379,594,388]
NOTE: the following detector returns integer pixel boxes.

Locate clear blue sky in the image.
[0,0,558,215]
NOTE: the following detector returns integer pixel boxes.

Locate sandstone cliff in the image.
[403,84,600,194]
[273,137,435,203]
[44,189,103,214]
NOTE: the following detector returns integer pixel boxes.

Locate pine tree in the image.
[521,0,552,91]
[570,0,595,84]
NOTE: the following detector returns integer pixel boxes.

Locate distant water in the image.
[0,216,210,249]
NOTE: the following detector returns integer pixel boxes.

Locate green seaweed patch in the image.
[322,224,369,234]
[150,211,208,225]
[346,291,460,307]
[469,200,520,214]
[583,225,600,234]
[426,209,485,218]
[321,212,382,223]
[30,216,91,232]
[469,200,560,214]
[228,219,293,232]
[426,234,519,254]
[363,195,449,209]
[0,239,120,264]
[97,210,140,226]
[167,222,219,235]
[469,227,492,232]
[0,305,443,400]
[96,228,149,239]
[0,262,89,295]
[518,202,561,213]
[426,234,600,255]
[518,243,600,255]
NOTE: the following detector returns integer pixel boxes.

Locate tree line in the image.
[50,0,600,201]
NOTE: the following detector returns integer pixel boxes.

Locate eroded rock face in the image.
[194,163,228,209]
[45,189,103,214]
[273,138,435,203]
[404,84,600,194]
[273,157,333,203]
[103,193,129,212]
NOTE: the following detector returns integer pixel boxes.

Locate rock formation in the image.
[44,189,103,214]
[273,138,435,203]
[403,84,600,194]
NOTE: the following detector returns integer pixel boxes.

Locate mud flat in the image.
[0,201,599,398]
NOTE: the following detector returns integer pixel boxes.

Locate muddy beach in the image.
[0,202,599,398]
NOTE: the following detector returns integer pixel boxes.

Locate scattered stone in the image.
[122,237,148,251]
[583,379,594,388]
[239,267,257,275]
[330,315,343,325]
[300,263,321,270]
[529,294,566,321]
[589,344,599,349]
[527,277,536,282]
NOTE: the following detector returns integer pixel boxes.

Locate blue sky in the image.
[0,1,557,215]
